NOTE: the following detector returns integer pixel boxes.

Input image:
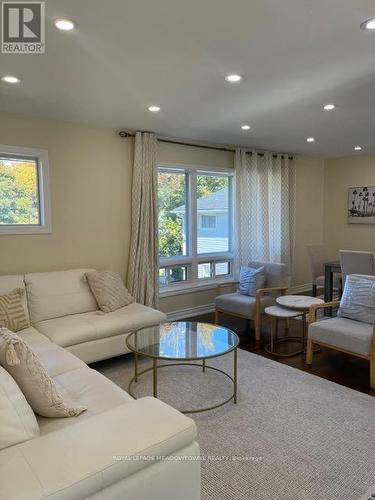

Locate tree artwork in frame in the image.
[348,186,375,223]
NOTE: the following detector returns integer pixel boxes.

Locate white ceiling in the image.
[1,0,375,157]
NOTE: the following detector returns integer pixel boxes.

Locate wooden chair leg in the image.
[255,314,261,341]
[370,354,375,389]
[306,338,314,365]
[214,309,219,324]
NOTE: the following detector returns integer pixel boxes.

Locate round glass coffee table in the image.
[126,321,239,414]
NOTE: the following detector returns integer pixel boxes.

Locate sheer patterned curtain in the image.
[235,148,296,272]
[127,132,159,308]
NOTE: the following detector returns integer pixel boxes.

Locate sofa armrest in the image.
[308,301,340,323]
[0,397,198,500]
[216,281,239,295]
[255,286,288,299]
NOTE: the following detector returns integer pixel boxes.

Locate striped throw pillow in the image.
[338,274,375,324]
[85,271,134,313]
[0,289,30,332]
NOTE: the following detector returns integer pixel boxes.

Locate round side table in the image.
[264,305,305,357]
[276,295,324,354]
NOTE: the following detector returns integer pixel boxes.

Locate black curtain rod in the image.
[118,131,293,160]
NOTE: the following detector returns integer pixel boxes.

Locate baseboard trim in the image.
[166,303,215,321]
[165,284,313,321]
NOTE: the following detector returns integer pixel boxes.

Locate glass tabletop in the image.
[126,321,239,360]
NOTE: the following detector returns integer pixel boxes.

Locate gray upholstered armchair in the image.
[214,261,289,341]
[306,274,375,389]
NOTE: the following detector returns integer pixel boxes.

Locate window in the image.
[0,145,51,234]
[158,165,233,288]
[200,215,216,229]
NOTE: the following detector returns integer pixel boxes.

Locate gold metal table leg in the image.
[234,348,237,404]
[153,358,158,398]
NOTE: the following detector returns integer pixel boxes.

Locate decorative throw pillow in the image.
[338,274,375,324]
[0,366,40,450]
[0,328,87,418]
[0,288,30,332]
[84,270,134,313]
[239,266,266,296]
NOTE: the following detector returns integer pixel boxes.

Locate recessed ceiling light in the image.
[148,106,160,112]
[361,18,375,30]
[54,19,75,31]
[354,146,362,151]
[306,137,315,143]
[241,125,251,130]
[225,74,242,83]
[1,75,20,84]
[323,103,336,111]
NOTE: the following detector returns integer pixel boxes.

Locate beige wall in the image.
[0,112,325,315]
[0,112,133,278]
[324,154,375,257]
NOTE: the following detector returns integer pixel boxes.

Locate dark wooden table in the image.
[324,260,341,315]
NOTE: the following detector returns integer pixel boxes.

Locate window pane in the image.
[158,171,187,257]
[168,266,188,283]
[0,157,40,225]
[196,174,230,254]
[198,262,212,279]
[159,268,167,286]
[215,261,230,276]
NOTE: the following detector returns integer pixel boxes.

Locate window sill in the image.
[159,278,235,298]
[0,224,52,235]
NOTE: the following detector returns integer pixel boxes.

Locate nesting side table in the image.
[265,295,324,357]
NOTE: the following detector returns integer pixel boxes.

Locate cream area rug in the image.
[95,349,375,500]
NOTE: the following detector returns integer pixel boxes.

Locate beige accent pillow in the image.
[85,270,135,313]
[0,365,40,450]
[0,288,30,332]
[0,328,87,418]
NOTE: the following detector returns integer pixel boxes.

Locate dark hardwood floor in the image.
[186,312,375,398]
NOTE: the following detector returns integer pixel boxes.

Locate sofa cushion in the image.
[38,367,133,434]
[25,269,98,323]
[17,326,51,346]
[0,288,30,332]
[215,292,275,318]
[0,366,40,450]
[0,328,87,418]
[35,302,167,347]
[85,270,134,313]
[0,274,29,322]
[0,398,197,500]
[309,317,373,356]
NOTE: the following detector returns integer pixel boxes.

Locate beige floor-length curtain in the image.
[127,132,159,308]
[235,149,296,272]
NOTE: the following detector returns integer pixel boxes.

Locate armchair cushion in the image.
[215,292,274,318]
[309,317,373,357]
[338,274,375,325]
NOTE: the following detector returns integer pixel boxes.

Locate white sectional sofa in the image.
[0,270,201,499]
[0,268,167,363]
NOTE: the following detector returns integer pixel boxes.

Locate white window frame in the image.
[0,145,51,235]
[158,162,235,295]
